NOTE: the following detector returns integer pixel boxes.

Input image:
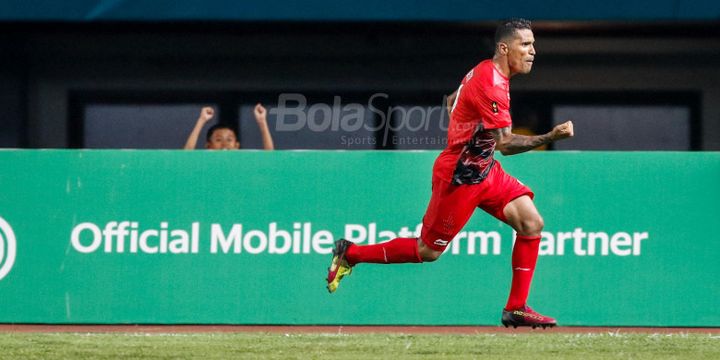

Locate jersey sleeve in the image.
[472,84,512,130]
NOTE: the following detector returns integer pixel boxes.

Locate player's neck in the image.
[491,56,512,78]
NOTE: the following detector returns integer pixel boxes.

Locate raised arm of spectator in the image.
[254,103,275,150]
[183,107,215,150]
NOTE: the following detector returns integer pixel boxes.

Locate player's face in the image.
[506,29,536,76]
[206,129,240,150]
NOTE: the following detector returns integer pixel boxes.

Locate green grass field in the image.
[1,332,718,359]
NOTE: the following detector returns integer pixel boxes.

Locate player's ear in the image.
[498,42,509,55]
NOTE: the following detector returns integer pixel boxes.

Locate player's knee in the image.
[421,250,442,262]
[517,215,544,236]
[417,241,443,262]
[421,251,442,262]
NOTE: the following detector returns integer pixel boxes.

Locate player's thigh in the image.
[503,195,544,236]
[476,162,534,223]
[421,179,479,249]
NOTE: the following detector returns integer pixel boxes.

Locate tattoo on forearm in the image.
[491,127,552,155]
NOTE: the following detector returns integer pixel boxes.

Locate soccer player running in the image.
[326,18,574,328]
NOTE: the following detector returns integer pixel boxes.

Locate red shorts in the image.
[420,161,533,251]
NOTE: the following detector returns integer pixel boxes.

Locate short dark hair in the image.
[206,124,238,142]
[494,18,532,45]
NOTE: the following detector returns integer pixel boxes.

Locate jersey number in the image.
[450,84,463,113]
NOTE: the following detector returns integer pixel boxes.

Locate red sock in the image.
[505,234,541,310]
[345,237,422,265]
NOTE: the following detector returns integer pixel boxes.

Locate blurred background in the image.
[1,0,719,151]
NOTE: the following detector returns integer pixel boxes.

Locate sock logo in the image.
[0,216,17,281]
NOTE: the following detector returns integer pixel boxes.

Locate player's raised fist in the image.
[552,121,574,140]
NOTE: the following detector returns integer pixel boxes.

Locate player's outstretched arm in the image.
[183,107,215,150]
[491,121,573,155]
[254,103,275,150]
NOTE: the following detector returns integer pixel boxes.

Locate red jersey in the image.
[434,59,512,185]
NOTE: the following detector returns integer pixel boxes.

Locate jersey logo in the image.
[491,101,499,114]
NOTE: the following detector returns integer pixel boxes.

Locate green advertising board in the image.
[0,150,718,326]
